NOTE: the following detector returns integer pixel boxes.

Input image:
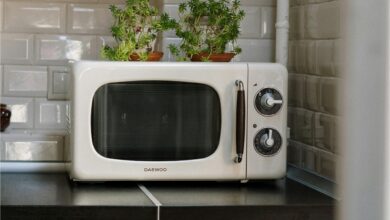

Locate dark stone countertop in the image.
[1,173,335,220]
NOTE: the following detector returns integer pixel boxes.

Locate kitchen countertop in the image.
[1,173,335,220]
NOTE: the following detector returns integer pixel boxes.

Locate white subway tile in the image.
[3,65,47,97]
[304,75,321,111]
[289,7,297,39]
[0,97,34,129]
[306,40,317,74]
[290,0,299,6]
[295,40,320,74]
[234,39,274,62]
[287,107,295,131]
[48,66,70,100]
[334,116,340,154]
[35,35,97,65]
[288,41,297,72]
[52,72,68,94]
[34,98,68,129]
[288,73,305,107]
[289,6,305,40]
[260,7,275,39]
[305,1,340,39]
[317,40,339,76]
[4,2,65,33]
[240,6,262,39]
[0,133,64,161]
[288,140,302,167]
[295,40,307,73]
[67,4,113,35]
[1,33,33,65]
[314,113,338,153]
[320,77,340,114]
[333,40,340,75]
[316,149,336,181]
[290,108,314,145]
[301,143,317,172]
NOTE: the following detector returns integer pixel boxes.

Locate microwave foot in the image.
[240,179,249,184]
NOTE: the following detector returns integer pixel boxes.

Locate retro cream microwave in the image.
[68,61,287,181]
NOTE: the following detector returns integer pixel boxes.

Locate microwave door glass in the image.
[91,81,221,161]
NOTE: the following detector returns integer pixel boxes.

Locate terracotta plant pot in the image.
[129,51,164,61]
[1,104,11,132]
[190,52,235,62]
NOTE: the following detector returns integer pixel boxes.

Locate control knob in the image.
[255,88,283,115]
[254,128,282,156]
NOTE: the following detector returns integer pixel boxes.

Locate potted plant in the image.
[169,0,245,62]
[101,0,176,61]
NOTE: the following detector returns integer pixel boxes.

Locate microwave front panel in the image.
[70,62,247,180]
[246,63,288,179]
[91,81,221,161]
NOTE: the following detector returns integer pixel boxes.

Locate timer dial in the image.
[254,128,282,156]
[255,88,283,115]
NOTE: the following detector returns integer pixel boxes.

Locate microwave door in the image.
[90,81,221,162]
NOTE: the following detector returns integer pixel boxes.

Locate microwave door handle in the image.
[234,80,245,163]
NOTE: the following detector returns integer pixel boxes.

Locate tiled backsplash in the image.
[287,0,340,182]
[1,0,342,185]
[0,0,277,163]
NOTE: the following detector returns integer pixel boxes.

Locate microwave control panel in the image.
[246,63,287,179]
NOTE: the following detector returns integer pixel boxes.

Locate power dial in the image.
[255,88,283,115]
[254,128,282,156]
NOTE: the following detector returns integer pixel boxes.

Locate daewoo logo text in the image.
[144,168,168,172]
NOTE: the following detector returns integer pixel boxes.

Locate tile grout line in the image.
[138,184,162,220]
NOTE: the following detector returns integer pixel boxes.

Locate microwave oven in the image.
[68,61,287,181]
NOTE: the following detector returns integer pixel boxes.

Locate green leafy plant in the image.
[169,0,245,61]
[101,0,176,61]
